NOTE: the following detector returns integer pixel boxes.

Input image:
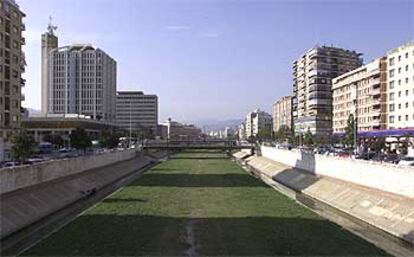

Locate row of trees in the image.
[10,128,124,162]
[257,114,386,150]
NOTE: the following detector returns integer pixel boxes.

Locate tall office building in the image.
[386,42,414,129]
[293,45,363,137]
[116,91,158,133]
[332,58,387,133]
[272,96,292,133]
[41,18,58,115]
[48,44,117,122]
[0,0,26,161]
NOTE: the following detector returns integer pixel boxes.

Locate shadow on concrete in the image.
[129,173,268,188]
[272,150,318,192]
[24,214,388,256]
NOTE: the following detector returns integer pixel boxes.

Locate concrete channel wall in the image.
[1,151,166,240]
[0,149,138,195]
[260,146,414,198]
[233,151,414,251]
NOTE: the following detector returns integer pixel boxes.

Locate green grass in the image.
[24,151,387,256]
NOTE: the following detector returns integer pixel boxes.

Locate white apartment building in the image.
[116,91,158,133]
[48,44,117,122]
[293,45,363,137]
[387,42,414,129]
[245,109,272,139]
[332,58,387,133]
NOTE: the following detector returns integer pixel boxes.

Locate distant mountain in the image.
[188,119,244,132]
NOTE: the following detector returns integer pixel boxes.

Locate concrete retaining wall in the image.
[1,155,153,239]
[0,149,137,195]
[233,152,414,250]
[260,146,414,198]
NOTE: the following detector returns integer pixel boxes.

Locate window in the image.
[389,104,395,112]
[399,91,402,97]
[398,103,401,109]
[398,67,401,73]
[398,116,402,121]
[389,81,394,89]
[389,116,395,123]
[389,92,395,101]
[398,79,401,85]
[406,90,409,96]
[389,57,395,66]
[406,115,409,121]
[406,52,409,59]
[406,78,409,84]
[398,55,401,61]
[406,102,409,108]
[389,69,394,78]
[406,65,409,71]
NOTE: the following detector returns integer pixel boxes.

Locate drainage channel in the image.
[232,157,414,257]
[1,158,164,257]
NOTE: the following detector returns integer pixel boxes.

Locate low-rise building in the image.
[162,118,202,140]
[332,58,387,133]
[22,115,119,145]
[272,96,292,133]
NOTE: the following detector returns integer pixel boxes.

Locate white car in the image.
[398,156,414,166]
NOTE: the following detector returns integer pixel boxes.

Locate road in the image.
[23,151,387,256]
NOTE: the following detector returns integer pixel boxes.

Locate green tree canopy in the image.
[70,128,92,151]
[101,130,120,149]
[274,125,292,142]
[11,130,36,162]
[303,130,314,146]
[343,114,356,147]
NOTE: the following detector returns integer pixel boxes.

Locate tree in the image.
[343,114,356,147]
[101,130,120,149]
[274,125,292,142]
[43,134,64,148]
[11,130,36,162]
[70,128,92,152]
[303,130,314,146]
[257,126,272,140]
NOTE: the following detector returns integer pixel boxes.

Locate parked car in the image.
[1,161,20,168]
[398,156,414,166]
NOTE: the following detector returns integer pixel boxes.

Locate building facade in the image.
[41,19,58,115]
[387,42,414,129]
[162,118,202,140]
[332,58,387,133]
[48,44,116,122]
[272,96,292,133]
[293,45,363,137]
[116,91,158,134]
[0,0,26,161]
[245,109,272,139]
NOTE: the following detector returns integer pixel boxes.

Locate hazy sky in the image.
[20,0,413,122]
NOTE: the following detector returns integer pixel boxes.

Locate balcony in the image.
[21,37,25,45]
[21,23,26,31]
[21,93,25,101]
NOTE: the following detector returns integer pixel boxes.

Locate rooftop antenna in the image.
[47,16,57,35]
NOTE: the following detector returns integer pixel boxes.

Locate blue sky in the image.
[20,0,413,122]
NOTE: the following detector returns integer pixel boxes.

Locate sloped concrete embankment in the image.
[0,150,166,240]
[232,150,414,254]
